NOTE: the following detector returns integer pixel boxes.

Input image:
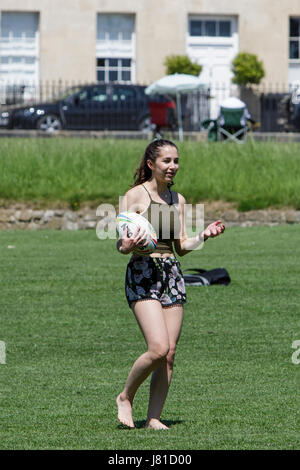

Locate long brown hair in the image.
[131,139,178,188]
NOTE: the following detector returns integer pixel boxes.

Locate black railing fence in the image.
[240,84,300,132]
[1,80,300,132]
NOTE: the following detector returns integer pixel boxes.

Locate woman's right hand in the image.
[120,226,148,254]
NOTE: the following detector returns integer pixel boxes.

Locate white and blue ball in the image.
[116,211,157,255]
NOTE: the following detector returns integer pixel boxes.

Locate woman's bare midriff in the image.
[131,252,175,259]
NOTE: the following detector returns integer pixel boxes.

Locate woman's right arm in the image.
[117,226,147,255]
[116,189,147,255]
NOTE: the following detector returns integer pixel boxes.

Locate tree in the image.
[232,52,265,86]
[164,55,202,76]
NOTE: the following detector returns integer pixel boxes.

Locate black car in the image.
[0,83,165,132]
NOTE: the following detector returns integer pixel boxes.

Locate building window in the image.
[187,15,238,118]
[96,14,135,83]
[96,58,132,82]
[290,18,300,60]
[0,12,39,75]
[190,19,231,37]
[97,14,134,41]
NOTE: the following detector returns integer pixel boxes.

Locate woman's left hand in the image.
[202,220,225,241]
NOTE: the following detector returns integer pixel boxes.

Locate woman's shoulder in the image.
[121,184,148,213]
[124,184,146,200]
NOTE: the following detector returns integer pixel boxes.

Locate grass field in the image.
[1,138,300,210]
[0,225,300,450]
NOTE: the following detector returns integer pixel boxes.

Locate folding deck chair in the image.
[201,97,254,143]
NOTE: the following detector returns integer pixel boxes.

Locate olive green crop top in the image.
[140,184,181,254]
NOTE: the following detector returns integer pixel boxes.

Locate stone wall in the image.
[0,206,97,231]
[2,129,300,142]
[1,203,299,231]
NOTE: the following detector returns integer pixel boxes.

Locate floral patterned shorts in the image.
[125,256,186,308]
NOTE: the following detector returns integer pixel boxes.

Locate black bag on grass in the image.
[183,268,231,286]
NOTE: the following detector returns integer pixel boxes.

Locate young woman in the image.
[116,139,225,430]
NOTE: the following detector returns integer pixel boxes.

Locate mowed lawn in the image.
[0,225,300,450]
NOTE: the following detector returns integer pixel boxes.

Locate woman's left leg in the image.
[145,304,184,429]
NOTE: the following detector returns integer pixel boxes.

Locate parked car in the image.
[0,83,173,132]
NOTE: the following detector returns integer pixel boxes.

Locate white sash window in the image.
[289,17,300,85]
[187,15,238,118]
[0,12,39,84]
[96,14,135,83]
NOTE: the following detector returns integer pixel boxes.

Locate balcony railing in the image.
[95,38,135,57]
[0,35,39,56]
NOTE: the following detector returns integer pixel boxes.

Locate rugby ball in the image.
[116,211,157,255]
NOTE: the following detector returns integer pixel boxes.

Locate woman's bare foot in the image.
[145,418,169,430]
[116,393,135,428]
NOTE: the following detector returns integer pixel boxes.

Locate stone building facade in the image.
[0,0,300,89]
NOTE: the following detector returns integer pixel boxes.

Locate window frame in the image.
[289,17,300,62]
[96,13,135,42]
[96,13,136,83]
[189,17,232,38]
[0,11,39,83]
[96,57,132,83]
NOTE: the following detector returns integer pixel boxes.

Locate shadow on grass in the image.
[117,419,184,430]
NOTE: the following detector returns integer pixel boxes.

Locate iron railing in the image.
[1,80,300,132]
[0,80,211,132]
